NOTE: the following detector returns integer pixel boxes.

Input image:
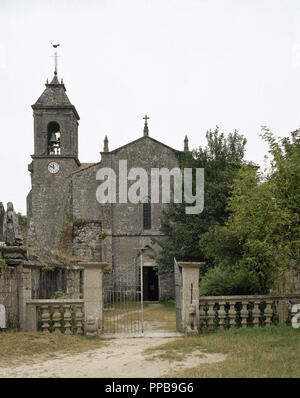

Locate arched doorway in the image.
[141,246,159,301]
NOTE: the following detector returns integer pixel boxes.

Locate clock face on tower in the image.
[48,161,60,174]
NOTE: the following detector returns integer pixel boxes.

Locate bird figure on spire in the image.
[50,43,60,76]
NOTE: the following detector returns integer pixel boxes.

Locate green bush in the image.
[199,266,261,296]
[17,213,27,226]
[51,289,67,299]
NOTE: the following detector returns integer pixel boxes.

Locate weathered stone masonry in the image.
[26,69,187,300]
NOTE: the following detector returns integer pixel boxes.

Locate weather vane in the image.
[51,42,60,75]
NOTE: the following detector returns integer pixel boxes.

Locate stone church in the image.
[27,68,188,301]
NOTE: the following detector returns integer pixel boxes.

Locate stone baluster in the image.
[264,300,273,327]
[218,301,226,330]
[252,301,260,327]
[199,304,207,330]
[63,304,72,335]
[277,299,289,326]
[41,305,50,333]
[207,302,215,330]
[75,304,84,335]
[228,302,236,328]
[240,301,248,328]
[52,304,62,333]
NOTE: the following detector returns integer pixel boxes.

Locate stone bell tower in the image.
[27,51,80,247]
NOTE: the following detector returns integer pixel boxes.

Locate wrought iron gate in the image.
[103,264,144,334]
[174,258,183,332]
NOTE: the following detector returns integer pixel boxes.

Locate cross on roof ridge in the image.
[143,115,150,137]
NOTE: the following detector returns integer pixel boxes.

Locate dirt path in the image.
[0,304,226,378]
[0,336,226,378]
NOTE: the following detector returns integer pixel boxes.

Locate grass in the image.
[0,331,105,366]
[143,301,176,332]
[103,301,148,333]
[144,326,300,378]
[103,300,176,333]
[2,306,298,378]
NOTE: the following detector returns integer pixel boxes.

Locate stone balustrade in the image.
[26,299,84,334]
[199,294,300,331]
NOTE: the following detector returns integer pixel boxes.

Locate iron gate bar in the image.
[103,261,143,334]
[140,251,144,333]
[174,258,183,333]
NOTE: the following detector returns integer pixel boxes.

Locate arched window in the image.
[143,202,151,230]
[47,121,61,155]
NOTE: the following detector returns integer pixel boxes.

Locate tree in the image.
[199,128,300,293]
[153,126,247,275]
[17,213,27,226]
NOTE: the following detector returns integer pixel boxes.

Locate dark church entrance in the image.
[143,266,159,301]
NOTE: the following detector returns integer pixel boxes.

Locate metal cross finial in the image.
[143,115,150,124]
[143,115,150,137]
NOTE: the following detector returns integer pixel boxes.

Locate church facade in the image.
[27,70,188,300]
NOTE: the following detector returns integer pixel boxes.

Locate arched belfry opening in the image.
[47,121,61,155]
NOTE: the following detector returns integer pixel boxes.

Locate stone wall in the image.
[27,157,79,247]
[0,245,83,330]
[0,266,19,328]
[72,220,102,261]
[30,265,83,299]
[158,272,175,301]
[71,136,179,300]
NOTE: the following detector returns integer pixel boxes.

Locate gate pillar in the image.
[81,262,107,335]
[177,262,205,335]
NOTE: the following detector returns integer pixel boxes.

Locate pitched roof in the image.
[109,135,178,154]
[71,161,100,175]
[78,163,95,170]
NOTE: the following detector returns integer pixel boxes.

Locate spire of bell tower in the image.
[32,44,80,158]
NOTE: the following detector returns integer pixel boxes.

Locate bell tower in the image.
[27,47,80,247]
[32,73,79,158]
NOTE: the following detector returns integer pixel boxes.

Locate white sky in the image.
[1,0,300,214]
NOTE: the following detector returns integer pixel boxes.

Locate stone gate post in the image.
[18,265,32,331]
[81,262,107,335]
[177,262,205,335]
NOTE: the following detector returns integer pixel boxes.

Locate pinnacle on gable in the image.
[184,135,189,151]
[104,135,109,152]
[143,115,150,137]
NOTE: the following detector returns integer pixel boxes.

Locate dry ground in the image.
[0,336,226,378]
[2,303,297,378]
[0,302,226,378]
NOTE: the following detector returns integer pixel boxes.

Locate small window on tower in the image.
[143,202,151,230]
[47,121,61,155]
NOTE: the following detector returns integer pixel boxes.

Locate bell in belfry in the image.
[48,132,59,154]
[49,132,58,145]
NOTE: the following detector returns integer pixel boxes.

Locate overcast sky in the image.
[1,0,300,214]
